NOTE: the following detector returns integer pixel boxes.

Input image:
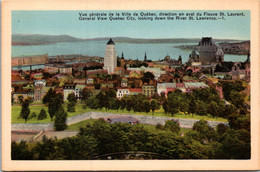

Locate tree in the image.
[81,88,92,102]
[192,120,217,144]
[42,88,56,104]
[20,100,30,123]
[150,99,160,115]
[54,106,68,131]
[164,120,180,134]
[141,72,155,84]
[48,96,63,121]
[207,101,218,118]
[67,92,77,103]
[29,112,37,120]
[38,109,47,120]
[67,93,77,112]
[196,100,208,116]
[143,100,150,113]
[26,96,33,104]
[166,95,179,116]
[18,95,24,104]
[11,141,33,160]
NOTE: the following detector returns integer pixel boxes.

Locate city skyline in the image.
[12,10,250,40]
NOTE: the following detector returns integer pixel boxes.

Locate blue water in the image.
[12,40,247,63]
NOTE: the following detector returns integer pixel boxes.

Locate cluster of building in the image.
[11,37,250,104]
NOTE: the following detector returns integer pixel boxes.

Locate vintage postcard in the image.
[1,0,260,171]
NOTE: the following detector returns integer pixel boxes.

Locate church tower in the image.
[103,38,117,74]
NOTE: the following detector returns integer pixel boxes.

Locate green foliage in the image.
[11,141,33,160]
[12,118,250,160]
[192,120,217,144]
[38,109,47,120]
[54,106,68,131]
[29,112,37,120]
[150,99,160,114]
[164,120,180,134]
[42,88,56,104]
[141,72,155,83]
[20,100,30,123]
[48,96,63,121]
[67,93,77,103]
[81,88,92,102]
[228,114,250,131]
[67,101,76,112]
[143,100,150,113]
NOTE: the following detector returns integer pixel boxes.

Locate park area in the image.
[12,103,228,124]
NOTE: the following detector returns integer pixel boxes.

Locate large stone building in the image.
[198,37,224,65]
[103,39,117,74]
[12,54,48,66]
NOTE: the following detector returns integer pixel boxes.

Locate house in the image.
[54,86,64,95]
[128,70,142,78]
[129,88,142,95]
[73,79,86,84]
[63,84,76,101]
[117,88,130,99]
[75,84,86,100]
[142,84,155,97]
[157,83,176,97]
[128,66,166,80]
[184,82,209,92]
[32,73,43,80]
[34,80,46,87]
[86,78,94,85]
[121,77,128,87]
[176,83,186,92]
[34,86,55,102]
[58,66,72,74]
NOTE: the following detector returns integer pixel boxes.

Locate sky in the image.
[12,10,250,40]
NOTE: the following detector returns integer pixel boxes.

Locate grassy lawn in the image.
[66,119,192,134]
[12,104,91,124]
[66,119,97,130]
[88,107,228,122]
[12,103,227,124]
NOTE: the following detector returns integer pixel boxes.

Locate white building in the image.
[63,84,75,101]
[117,88,130,99]
[103,39,117,74]
[74,84,86,100]
[127,66,166,80]
[34,80,46,87]
[157,83,176,96]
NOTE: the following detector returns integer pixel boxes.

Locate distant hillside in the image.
[12,34,244,45]
[12,34,85,45]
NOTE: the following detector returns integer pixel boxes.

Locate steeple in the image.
[107,38,115,45]
[121,52,124,59]
[144,52,147,61]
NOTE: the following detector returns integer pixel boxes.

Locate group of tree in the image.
[163,87,247,118]
[85,91,160,114]
[12,116,250,160]
[42,88,68,130]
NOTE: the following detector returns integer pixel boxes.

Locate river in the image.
[12,40,247,65]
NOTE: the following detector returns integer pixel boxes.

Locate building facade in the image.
[117,88,130,99]
[198,37,224,65]
[142,85,155,97]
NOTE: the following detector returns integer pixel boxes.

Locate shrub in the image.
[38,109,47,120]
